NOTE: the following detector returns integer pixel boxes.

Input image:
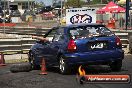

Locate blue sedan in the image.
[28,23,124,74]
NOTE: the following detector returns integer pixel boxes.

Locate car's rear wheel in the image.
[28,51,40,70]
[109,60,122,71]
[59,57,71,75]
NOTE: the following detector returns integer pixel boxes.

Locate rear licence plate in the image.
[88,41,108,50]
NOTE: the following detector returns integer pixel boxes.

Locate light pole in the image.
[3,0,6,34]
[77,0,80,7]
[130,12,132,29]
[101,0,102,4]
[0,0,1,7]
[28,0,30,10]
[126,0,130,30]
[8,0,10,12]
[61,0,63,19]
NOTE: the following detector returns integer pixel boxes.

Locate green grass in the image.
[5,58,28,64]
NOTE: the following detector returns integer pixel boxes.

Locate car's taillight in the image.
[67,39,77,52]
[116,36,122,46]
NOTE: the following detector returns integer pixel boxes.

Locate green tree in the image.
[66,0,85,7]
[91,0,111,4]
[91,0,101,4]
[39,1,45,7]
[35,1,45,8]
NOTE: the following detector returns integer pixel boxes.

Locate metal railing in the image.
[0,27,51,36]
[0,27,130,55]
[112,29,130,54]
[0,38,36,54]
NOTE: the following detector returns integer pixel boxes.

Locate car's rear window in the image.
[68,26,114,39]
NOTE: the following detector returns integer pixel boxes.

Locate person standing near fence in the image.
[130,13,132,29]
[107,17,116,29]
[119,15,125,30]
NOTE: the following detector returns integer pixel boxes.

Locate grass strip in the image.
[5,58,28,64]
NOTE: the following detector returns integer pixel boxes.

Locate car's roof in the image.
[60,23,105,28]
[45,23,106,37]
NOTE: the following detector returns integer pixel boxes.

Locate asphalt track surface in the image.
[0,55,132,88]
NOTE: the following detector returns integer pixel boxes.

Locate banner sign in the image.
[66,8,96,25]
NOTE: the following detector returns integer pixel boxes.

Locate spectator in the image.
[119,15,125,30]
[58,9,61,18]
[107,17,116,29]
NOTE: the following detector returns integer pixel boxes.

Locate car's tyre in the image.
[28,51,40,70]
[109,60,122,71]
[59,57,71,75]
[10,63,32,73]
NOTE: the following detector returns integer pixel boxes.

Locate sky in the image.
[37,0,87,6]
[37,0,53,6]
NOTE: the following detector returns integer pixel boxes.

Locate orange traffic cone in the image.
[0,52,6,66]
[39,57,47,75]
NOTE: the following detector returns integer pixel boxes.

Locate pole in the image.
[101,0,102,4]
[64,0,65,8]
[130,12,132,29]
[126,0,130,30]
[0,0,1,7]
[61,0,63,24]
[77,0,80,7]
[64,0,66,16]
[8,0,9,11]
[28,0,30,28]
[3,0,6,34]
[61,0,63,18]
[28,0,30,10]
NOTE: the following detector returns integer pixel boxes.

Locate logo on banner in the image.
[70,14,92,24]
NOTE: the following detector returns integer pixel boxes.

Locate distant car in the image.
[4,17,12,23]
[10,10,21,17]
[0,16,11,23]
[39,6,53,14]
[28,23,124,74]
[21,10,36,21]
[0,12,3,17]
[41,11,55,20]
[0,7,3,17]
[34,8,41,14]
[0,18,3,23]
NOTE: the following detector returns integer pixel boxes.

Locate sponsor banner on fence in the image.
[66,8,97,25]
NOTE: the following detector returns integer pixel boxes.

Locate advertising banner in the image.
[66,8,96,25]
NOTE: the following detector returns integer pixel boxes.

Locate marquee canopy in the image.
[96,1,126,14]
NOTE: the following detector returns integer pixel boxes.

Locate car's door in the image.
[38,28,58,65]
[47,27,66,64]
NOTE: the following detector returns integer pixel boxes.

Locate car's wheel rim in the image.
[59,58,65,73]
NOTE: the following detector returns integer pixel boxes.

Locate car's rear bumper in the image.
[63,49,124,65]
